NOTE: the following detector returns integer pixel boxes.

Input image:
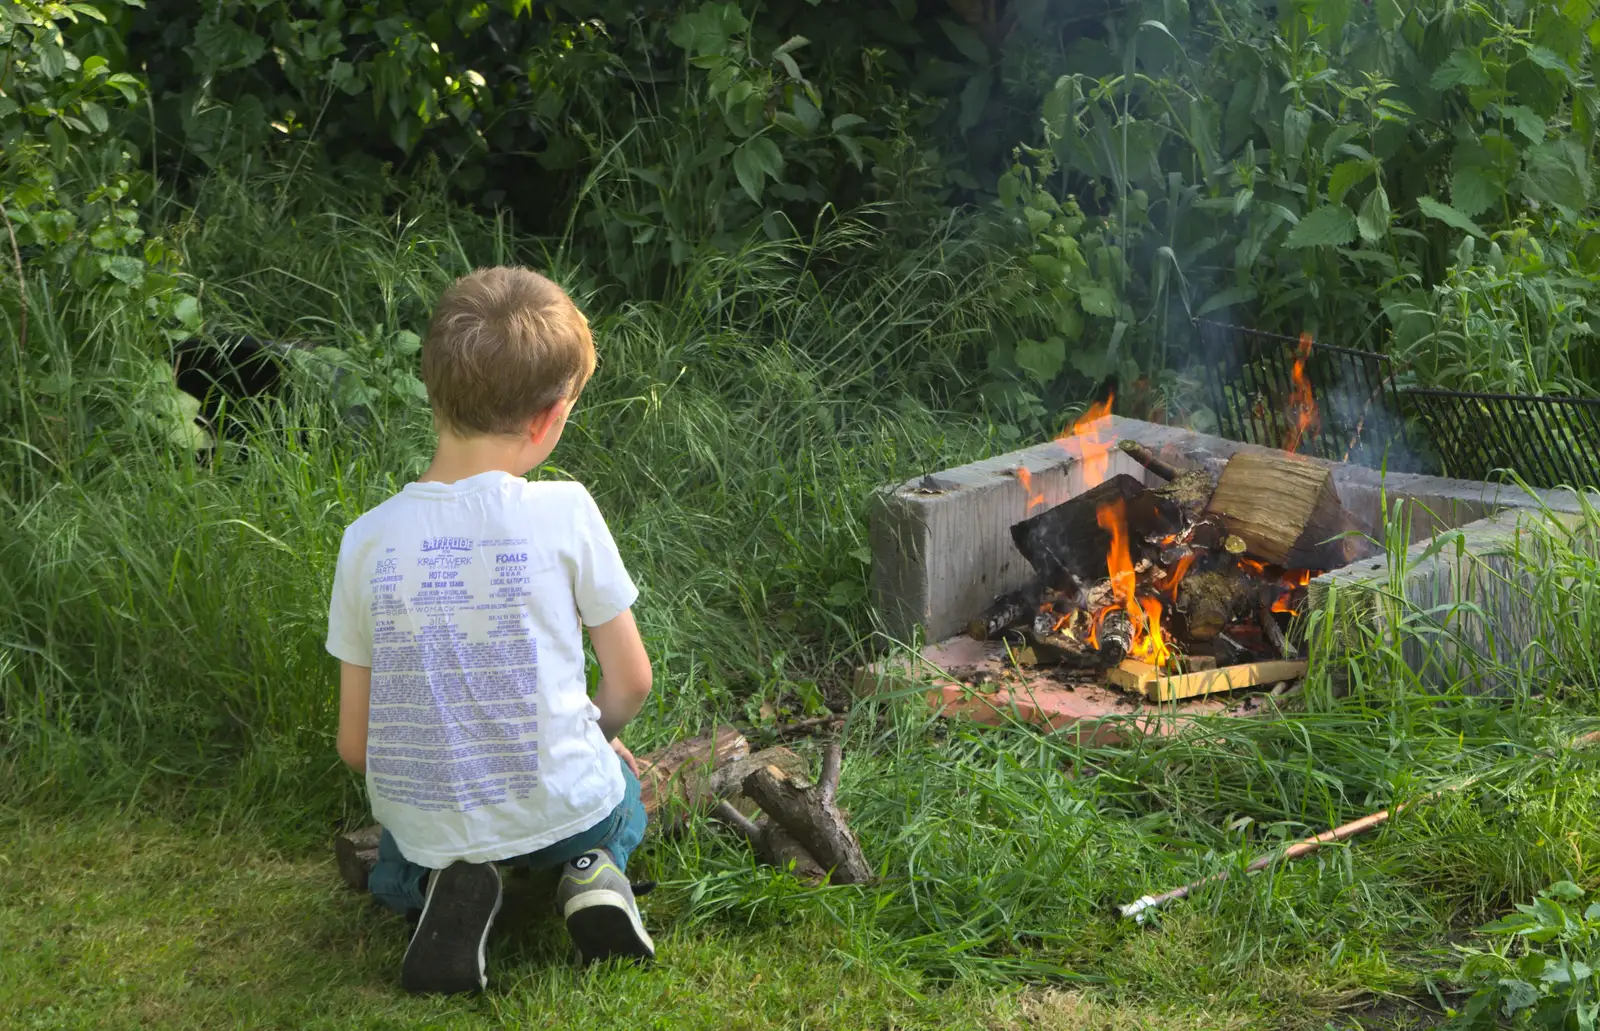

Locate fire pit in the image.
[864,410,1592,741]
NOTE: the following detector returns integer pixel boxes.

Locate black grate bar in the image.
[1398,387,1600,489]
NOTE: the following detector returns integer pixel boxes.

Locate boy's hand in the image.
[610,737,641,776]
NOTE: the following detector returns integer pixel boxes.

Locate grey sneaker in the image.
[555,849,655,965]
[401,861,503,995]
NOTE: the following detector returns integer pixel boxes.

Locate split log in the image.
[1108,658,1308,702]
[739,740,873,885]
[1011,474,1182,587]
[1202,451,1356,569]
[638,725,750,819]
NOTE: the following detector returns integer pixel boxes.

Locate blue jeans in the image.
[369,764,647,915]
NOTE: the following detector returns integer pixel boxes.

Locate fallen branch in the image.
[1258,602,1297,661]
[1117,778,1477,922]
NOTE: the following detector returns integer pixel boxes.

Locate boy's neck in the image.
[419,430,539,484]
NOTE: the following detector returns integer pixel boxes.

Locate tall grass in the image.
[0,167,1005,820]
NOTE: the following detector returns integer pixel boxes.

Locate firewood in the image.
[332,729,779,891]
[638,725,750,820]
[1011,474,1181,587]
[1177,570,1267,642]
[1108,658,1308,702]
[1202,452,1356,569]
[1116,439,1180,481]
[740,741,873,885]
[969,580,1043,640]
[712,801,828,882]
[335,824,383,892]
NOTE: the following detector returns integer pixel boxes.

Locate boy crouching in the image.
[326,267,654,994]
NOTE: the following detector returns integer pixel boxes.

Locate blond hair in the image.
[421,267,595,435]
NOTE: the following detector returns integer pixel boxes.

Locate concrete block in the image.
[869,416,1596,645]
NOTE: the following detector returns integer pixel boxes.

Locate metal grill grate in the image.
[1195,319,1600,489]
[1195,320,1422,472]
[1402,387,1600,489]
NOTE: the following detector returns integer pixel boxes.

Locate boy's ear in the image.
[529,398,569,444]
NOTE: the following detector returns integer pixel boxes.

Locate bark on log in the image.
[1203,452,1356,569]
[638,725,750,819]
[741,762,873,885]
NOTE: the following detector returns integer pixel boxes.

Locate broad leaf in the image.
[1417,195,1488,239]
[1284,205,1358,248]
[1283,105,1311,159]
[1549,881,1585,900]
[1451,165,1502,218]
[1078,282,1117,317]
[1327,159,1373,205]
[1431,47,1490,89]
[732,137,780,202]
[1014,336,1066,386]
[939,18,990,64]
[959,70,993,132]
[1519,140,1590,210]
[1499,979,1540,1016]
[1195,285,1258,317]
[1496,103,1548,143]
[1357,182,1391,243]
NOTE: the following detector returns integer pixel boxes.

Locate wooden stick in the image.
[1118,780,1475,921]
[1117,439,1180,481]
[1259,603,1297,660]
[818,738,843,807]
[711,799,763,842]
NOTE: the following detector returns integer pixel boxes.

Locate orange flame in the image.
[1095,498,1170,667]
[1016,466,1045,512]
[1153,551,1198,601]
[1283,332,1319,453]
[1271,568,1314,614]
[1059,393,1115,488]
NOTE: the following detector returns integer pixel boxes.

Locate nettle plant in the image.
[1034,0,1600,366]
[1447,881,1600,1030]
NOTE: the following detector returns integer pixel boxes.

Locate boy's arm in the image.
[337,662,372,773]
[587,608,652,741]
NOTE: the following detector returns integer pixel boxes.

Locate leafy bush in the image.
[1447,881,1600,1029]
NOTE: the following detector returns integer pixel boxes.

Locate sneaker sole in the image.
[401,863,502,995]
[563,889,656,965]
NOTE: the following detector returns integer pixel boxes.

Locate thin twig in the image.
[710,800,763,843]
[818,738,843,807]
[1,203,25,354]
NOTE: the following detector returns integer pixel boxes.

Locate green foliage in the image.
[1036,0,1600,403]
[1447,882,1600,1029]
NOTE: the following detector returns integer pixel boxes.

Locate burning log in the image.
[1258,603,1297,660]
[1202,451,1357,569]
[1011,475,1185,588]
[1116,439,1180,481]
[1176,570,1266,642]
[969,580,1043,640]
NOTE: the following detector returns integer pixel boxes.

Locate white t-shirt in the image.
[325,471,638,868]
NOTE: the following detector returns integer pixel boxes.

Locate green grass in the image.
[7,167,1600,1029]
